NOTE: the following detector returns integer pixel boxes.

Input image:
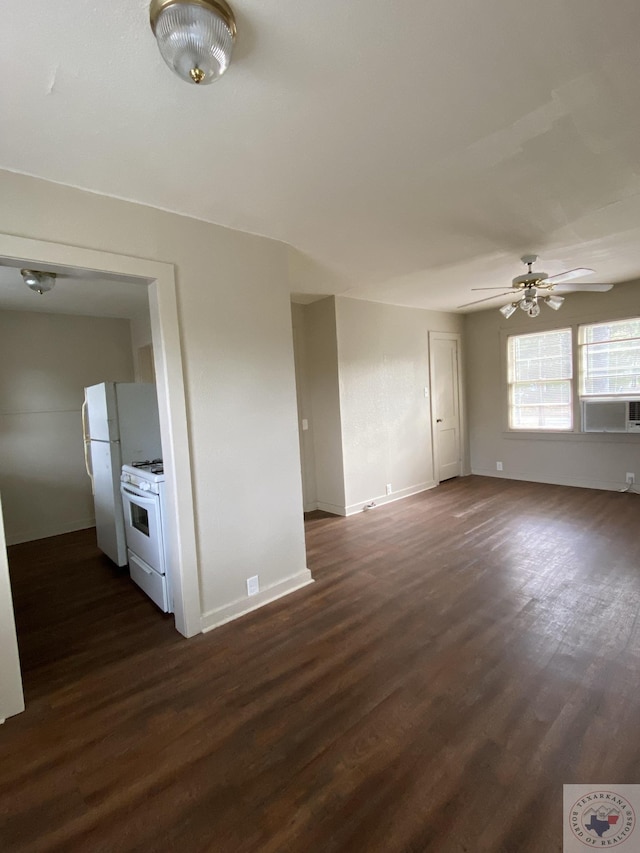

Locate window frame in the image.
[578,317,640,400]
[506,327,574,432]
[502,313,640,438]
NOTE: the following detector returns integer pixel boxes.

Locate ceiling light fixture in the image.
[150,0,236,85]
[464,254,613,318]
[518,290,540,318]
[499,302,518,319]
[21,269,56,295]
[544,294,565,311]
[499,290,566,320]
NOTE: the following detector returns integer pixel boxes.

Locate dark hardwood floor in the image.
[1,476,639,852]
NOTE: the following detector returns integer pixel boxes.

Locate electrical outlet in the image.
[301,419,309,431]
[626,472,635,485]
[496,461,503,471]
[386,483,392,495]
[247,575,259,596]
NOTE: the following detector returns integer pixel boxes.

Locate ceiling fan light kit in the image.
[459,255,613,319]
[149,0,236,85]
[519,291,541,317]
[21,269,56,295]
[499,302,518,319]
[544,294,565,311]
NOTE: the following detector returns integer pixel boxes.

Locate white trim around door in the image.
[0,235,201,662]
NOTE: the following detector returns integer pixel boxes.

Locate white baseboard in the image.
[6,517,96,546]
[302,501,346,516]
[314,501,347,516]
[344,481,437,516]
[201,568,314,633]
[305,482,438,517]
[471,468,631,492]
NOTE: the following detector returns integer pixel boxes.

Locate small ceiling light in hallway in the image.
[21,269,56,295]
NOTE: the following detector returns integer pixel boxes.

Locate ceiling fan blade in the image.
[552,282,613,293]
[470,287,520,291]
[545,267,594,285]
[457,292,517,308]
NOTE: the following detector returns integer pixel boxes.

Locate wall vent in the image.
[582,399,640,433]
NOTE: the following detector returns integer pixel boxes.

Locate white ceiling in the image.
[0,264,149,321]
[3,0,640,311]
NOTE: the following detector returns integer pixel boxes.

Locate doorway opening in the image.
[0,234,201,720]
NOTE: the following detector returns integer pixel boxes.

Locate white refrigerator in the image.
[83,382,162,566]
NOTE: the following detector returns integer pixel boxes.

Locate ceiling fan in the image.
[458,255,614,318]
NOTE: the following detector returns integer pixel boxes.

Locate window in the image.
[579,318,640,397]
[508,329,573,430]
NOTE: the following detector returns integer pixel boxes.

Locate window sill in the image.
[502,430,640,443]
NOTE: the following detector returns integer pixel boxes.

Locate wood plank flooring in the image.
[1,475,640,852]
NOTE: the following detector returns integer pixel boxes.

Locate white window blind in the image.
[508,329,573,430]
[579,318,640,397]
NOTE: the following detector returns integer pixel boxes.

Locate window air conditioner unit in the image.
[582,399,640,433]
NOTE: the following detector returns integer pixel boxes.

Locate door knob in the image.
[436,418,443,423]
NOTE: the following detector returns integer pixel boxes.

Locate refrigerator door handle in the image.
[84,440,94,494]
[81,397,88,443]
[82,399,94,494]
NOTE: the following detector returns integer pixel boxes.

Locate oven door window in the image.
[121,484,164,573]
[130,502,150,537]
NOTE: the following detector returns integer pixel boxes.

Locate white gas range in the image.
[120,460,172,613]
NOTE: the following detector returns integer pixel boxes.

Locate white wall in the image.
[465,280,640,490]
[0,310,134,544]
[0,169,310,633]
[291,295,465,515]
[335,297,464,512]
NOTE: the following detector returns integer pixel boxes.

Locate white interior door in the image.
[430,333,462,482]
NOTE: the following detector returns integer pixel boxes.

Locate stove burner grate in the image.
[131,458,162,469]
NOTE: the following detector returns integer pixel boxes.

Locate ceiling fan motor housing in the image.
[513,271,548,288]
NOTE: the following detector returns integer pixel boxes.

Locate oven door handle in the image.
[121,485,158,505]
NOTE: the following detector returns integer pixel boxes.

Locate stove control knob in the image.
[139,481,151,491]
[122,474,130,484]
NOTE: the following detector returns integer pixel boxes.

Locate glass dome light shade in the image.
[524,299,541,317]
[519,289,540,317]
[21,269,56,295]
[150,0,236,85]
[499,302,518,319]
[545,294,565,311]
